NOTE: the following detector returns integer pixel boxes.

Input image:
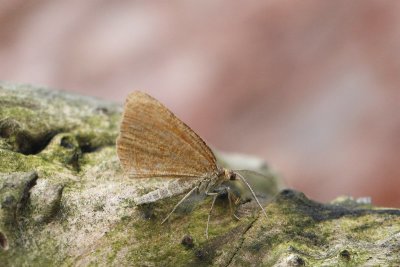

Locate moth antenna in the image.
[234,171,268,219]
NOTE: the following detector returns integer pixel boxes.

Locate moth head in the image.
[223,169,237,181]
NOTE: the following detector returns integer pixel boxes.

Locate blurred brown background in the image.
[1,1,399,207]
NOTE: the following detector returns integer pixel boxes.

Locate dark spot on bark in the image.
[60,136,75,149]
[16,171,38,216]
[195,248,210,261]
[67,152,81,172]
[292,256,305,266]
[137,204,156,220]
[181,235,194,249]
[76,135,98,153]
[0,232,9,250]
[340,249,351,261]
[95,106,111,114]
[79,142,96,153]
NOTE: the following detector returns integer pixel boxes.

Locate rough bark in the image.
[0,82,399,266]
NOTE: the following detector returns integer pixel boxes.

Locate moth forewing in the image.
[117,91,218,179]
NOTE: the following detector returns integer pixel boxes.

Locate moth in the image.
[117,91,267,238]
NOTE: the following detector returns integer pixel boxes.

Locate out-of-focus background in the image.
[1,1,399,207]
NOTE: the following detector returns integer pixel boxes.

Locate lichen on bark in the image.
[0,82,399,266]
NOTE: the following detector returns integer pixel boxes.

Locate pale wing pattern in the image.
[134,179,200,204]
[117,91,218,178]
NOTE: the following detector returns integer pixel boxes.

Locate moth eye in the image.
[229,173,236,180]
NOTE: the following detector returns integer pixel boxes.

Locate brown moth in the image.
[117,91,267,238]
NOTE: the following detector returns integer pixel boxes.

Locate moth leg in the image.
[161,186,198,224]
[226,187,241,220]
[205,192,218,239]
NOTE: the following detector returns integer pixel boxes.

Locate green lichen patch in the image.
[0,82,120,157]
[39,133,82,172]
[0,149,73,179]
[229,190,400,266]
[73,193,257,266]
[0,171,38,263]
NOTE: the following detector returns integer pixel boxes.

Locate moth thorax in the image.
[223,169,237,181]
